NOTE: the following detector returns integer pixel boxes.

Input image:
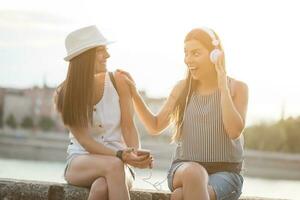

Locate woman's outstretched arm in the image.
[118,70,185,135]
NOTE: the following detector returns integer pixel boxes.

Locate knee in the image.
[105,157,125,175]
[182,162,208,182]
[89,177,108,199]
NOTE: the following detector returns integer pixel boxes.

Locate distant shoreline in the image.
[1,129,300,180]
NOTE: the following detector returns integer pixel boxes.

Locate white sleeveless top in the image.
[67,72,126,156]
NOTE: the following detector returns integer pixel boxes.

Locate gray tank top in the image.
[174,80,244,163]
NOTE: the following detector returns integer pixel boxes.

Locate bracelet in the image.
[116,150,124,161]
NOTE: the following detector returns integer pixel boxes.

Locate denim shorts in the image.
[63,153,83,179]
[167,161,244,200]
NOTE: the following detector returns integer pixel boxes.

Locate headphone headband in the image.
[201,27,220,47]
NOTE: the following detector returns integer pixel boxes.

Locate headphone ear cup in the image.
[210,49,222,63]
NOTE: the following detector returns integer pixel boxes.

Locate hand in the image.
[122,148,153,169]
[116,69,137,97]
[214,51,228,91]
[136,149,153,168]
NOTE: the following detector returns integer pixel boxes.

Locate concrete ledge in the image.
[0,178,287,200]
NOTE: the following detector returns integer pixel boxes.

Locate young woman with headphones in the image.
[119,27,248,200]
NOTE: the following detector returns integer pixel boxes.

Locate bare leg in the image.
[88,177,108,200]
[171,187,183,200]
[65,154,130,200]
[171,186,216,200]
[172,162,210,200]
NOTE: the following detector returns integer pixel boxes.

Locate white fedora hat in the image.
[64,25,113,61]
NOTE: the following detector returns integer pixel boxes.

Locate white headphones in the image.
[201,27,222,64]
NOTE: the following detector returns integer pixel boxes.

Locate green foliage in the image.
[6,114,17,129]
[38,116,55,131]
[244,116,300,153]
[21,116,34,129]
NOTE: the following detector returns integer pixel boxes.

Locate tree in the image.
[21,116,34,129]
[38,116,55,131]
[244,116,300,153]
[6,114,17,129]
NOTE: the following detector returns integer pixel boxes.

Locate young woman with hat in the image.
[54,25,152,200]
[119,27,248,200]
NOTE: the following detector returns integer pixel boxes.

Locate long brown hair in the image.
[170,28,223,142]
[54,48,97,128]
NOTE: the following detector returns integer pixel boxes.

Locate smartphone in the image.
[136,149,151,157]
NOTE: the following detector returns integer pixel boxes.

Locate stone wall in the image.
[0,178,287,200]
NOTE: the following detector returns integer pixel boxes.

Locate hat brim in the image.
[64,40,114,61]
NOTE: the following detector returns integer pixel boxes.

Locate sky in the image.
[0,0,299,125]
